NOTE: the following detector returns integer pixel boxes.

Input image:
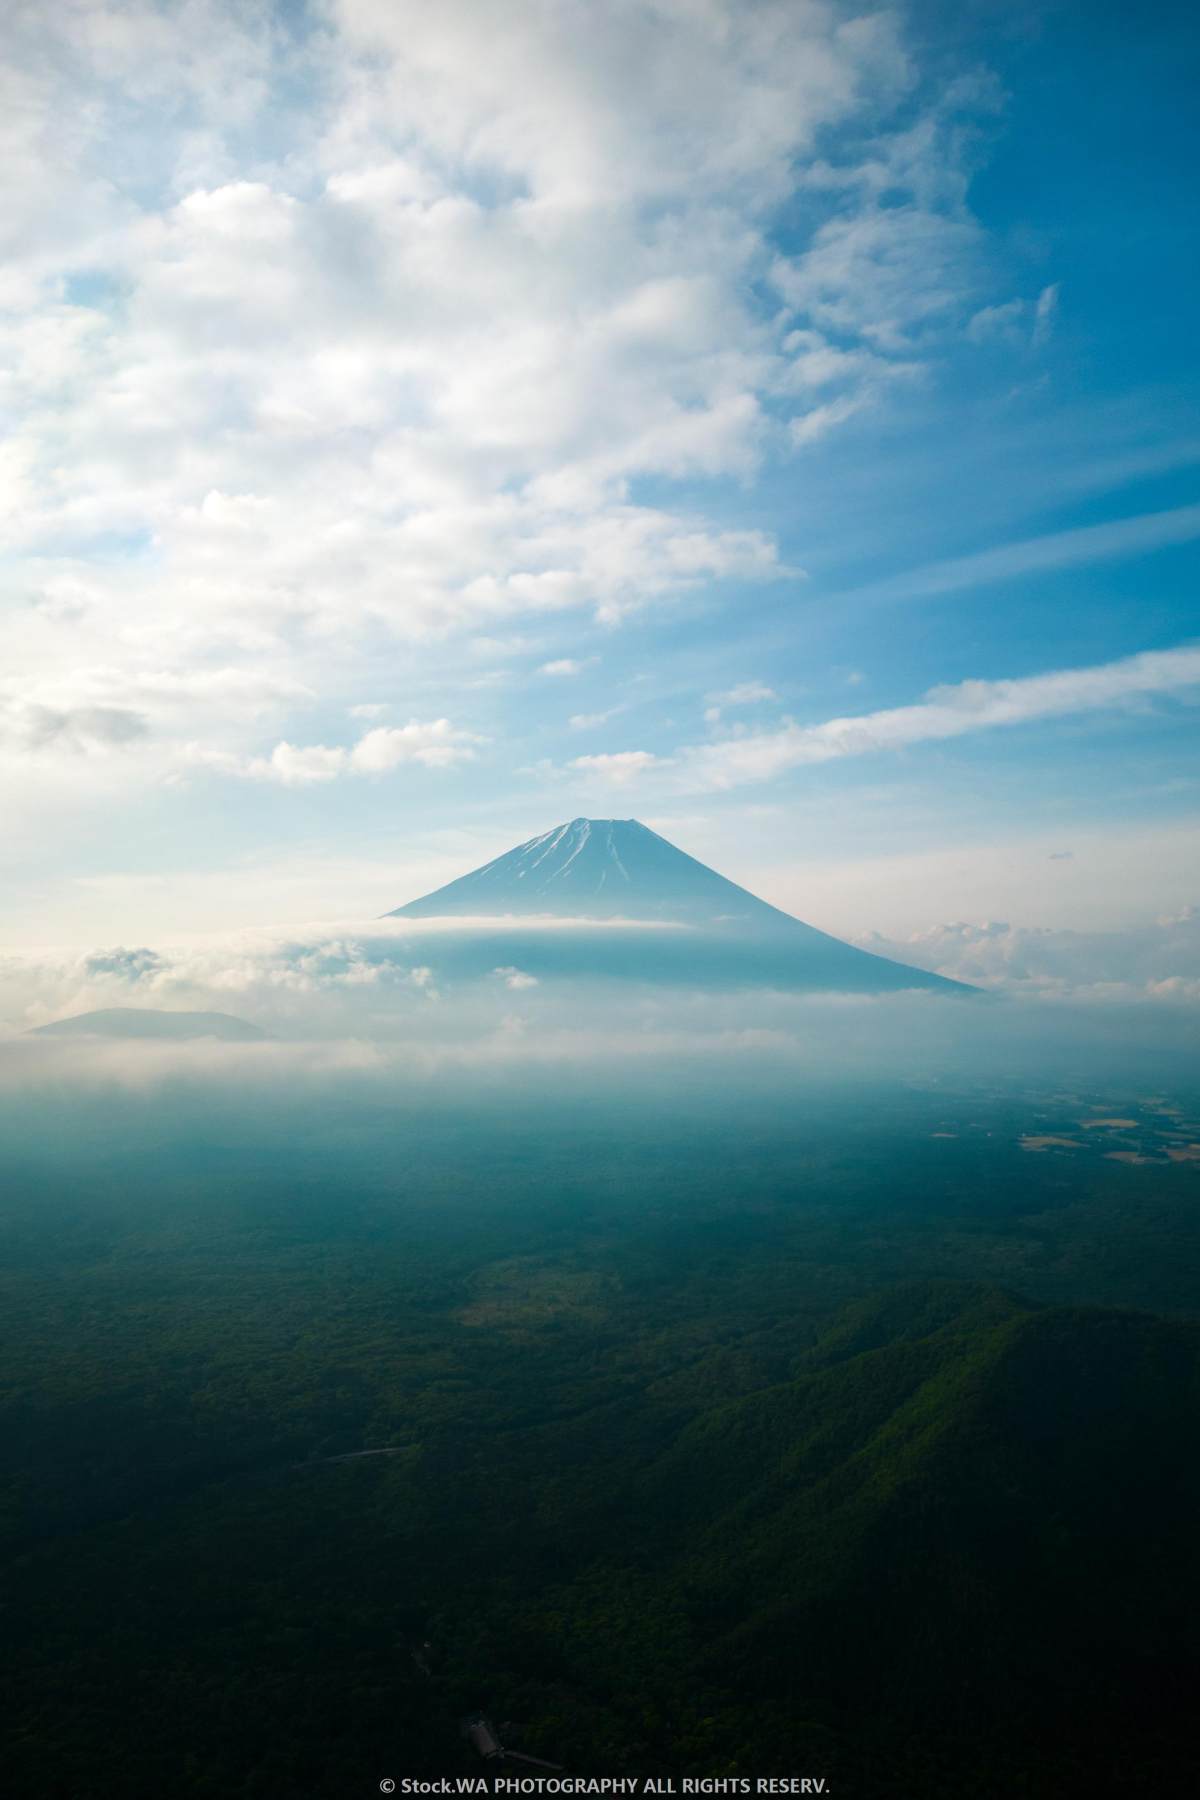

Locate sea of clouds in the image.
[857,907,1200,1004]
[0,909,1197,1129]
[2,902,1198,1041]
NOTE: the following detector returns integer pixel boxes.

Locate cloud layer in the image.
[1,0,1017,795]
[3,896,1199,1049]
[859,908,1200,1004]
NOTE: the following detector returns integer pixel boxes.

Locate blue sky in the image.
[1,0,1197,947]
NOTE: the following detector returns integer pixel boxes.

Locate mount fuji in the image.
[387,819,967,994]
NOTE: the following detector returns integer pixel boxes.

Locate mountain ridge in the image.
[29,1008,266,1042]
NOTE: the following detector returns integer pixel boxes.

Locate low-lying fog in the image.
[0,913,1196,1170]
[1,956,1197,1119]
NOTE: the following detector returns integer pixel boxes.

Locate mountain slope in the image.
[392,817,794,926]
[509,1281,1200,1791]
[387,817,969,993]
[678,1288,1200,1788]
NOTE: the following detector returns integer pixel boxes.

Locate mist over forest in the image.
[5,968,1199,1797]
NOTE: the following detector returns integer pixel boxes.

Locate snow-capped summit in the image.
[389,817,793,926]
[387,819,969,993]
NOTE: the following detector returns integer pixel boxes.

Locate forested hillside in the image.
[3,1088,1198,1796]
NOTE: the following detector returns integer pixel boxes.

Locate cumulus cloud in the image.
[858,907,1200,1003]
[191,718,484,784]
[248,741,351,786]
[348,720,482,773]
[0,921,478,1039]
[0,0,1018,797]
[570,750,662,783]
[494,966,539,991]
[80,945,165,981]
[4,893,1198,1053]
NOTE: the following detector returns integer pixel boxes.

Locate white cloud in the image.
[539,658,588,677]
[350,720,482,772]
[493,966,539,991]
[678,644,1200,790]
[964,283,1058,352]
[3,905,1199,1052]
[570,750,661,783]
[249,741,349,786]
[0,0,1014,801]
[859,908,1200,1002]
[771,84,998,372]
[710,680,778,706]
[704,679,778,723]
[966,297,1027,346]
[1033,281,1060,347]
[789,391,874,445]
[237,718,482,785]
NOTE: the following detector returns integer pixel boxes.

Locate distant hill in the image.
[388,817,969,993]
[30,1008,265,1041]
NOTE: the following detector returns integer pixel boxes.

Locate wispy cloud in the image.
[841,504,1200,607]
[569,708,624,731]
[965,281,1060,351]
[709,681,778,706]
[966,297,1027,346]
[678,644,1200,790]
[1033,281,1060,347]
[704,679,780,723]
